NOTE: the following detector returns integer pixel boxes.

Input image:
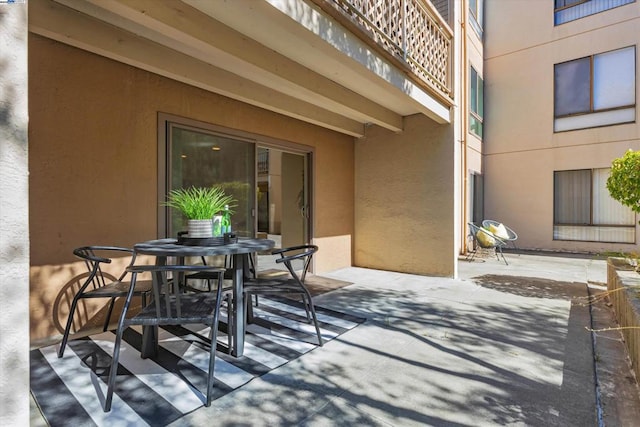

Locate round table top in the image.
[134,237,275,257]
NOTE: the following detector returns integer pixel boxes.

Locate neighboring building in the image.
[484,0,640,254]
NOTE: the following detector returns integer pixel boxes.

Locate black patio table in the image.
[133,237,275,357]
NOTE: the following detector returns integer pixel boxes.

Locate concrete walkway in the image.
[176,251,640,426]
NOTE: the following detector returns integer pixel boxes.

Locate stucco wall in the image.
[28,34,354,341]
[484,0,640,253]
[0,3,30,425]
[354,114,456,276]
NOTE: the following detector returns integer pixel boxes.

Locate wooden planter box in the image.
[607,257,640,381]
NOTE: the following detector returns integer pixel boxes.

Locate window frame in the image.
[469,0,483,37]
[469,65,484,139]
[553,46,636,132]
[554,0,635,25]
[553,168,636,243]
[157,112,315,242]
[554,0,590,12]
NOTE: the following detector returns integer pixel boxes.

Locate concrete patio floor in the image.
[31,250,640,426]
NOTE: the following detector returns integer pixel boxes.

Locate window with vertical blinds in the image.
[554,0,635,25]
[553,168,636,243]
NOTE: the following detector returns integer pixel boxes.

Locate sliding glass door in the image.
[256,147,310,250]
[159,114,313,252]
[164,122,255,238]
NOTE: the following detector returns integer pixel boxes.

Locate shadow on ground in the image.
[472,274,587,300]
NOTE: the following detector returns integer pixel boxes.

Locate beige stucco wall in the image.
[354,114,456,276]
[462,8,485,246]
[28,34,354,342]
[484,0,640,253]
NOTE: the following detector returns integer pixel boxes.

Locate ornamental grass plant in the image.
[164,186,236,220]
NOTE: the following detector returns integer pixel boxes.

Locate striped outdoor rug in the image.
[30,297,364,427]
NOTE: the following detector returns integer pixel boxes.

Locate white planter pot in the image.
[188,219,213,238]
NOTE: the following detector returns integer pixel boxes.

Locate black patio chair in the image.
[105,263,226,412]
[467,223,508,265]
[58,246,153,358]
[243,245,323,346]
[183,255,237,353]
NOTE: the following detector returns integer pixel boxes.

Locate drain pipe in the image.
[460,0,470,255]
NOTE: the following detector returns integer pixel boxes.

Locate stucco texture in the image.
[0,4,30,426]
[28,35,354,341]
[484,3,640,253]
[354,114,455,276]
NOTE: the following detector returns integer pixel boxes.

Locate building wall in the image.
[484,0,640,253]
[28,34,354,342]
[0,3,30,425]
[354,114,456,276]
[462,0,485,246]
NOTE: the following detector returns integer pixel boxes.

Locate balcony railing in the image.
[312,0,453,102]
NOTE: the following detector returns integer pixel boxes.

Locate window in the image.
[470,172,484,224]
[432,0,450,25]
[555,0,588,9]
[469,0,483,37]
[554,0,635,25]
[470,66,484,139]
[554,46,636,132]
[553,168,636,243]
[158,114,313,246]
[163,121,256,238]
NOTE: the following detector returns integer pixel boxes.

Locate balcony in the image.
[312,0,453,103]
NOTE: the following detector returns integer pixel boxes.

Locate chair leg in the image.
[303,294,323,347]
[466,248,478,263]
[206,321,218,407]
[497,247,508,265]
[301,296,312,322]
[225,293,233,354]
[105,273,141,412]
[246,292,255,323]
[103,297,117,332]
[58,295,82,358]
[105,325,125,412]
[206,281,224,406]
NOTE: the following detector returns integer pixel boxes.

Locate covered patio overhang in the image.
[30,0,451,138]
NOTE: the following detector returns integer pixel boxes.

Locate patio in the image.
[30,251,640,426]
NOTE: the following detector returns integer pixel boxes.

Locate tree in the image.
[607,150,640,220]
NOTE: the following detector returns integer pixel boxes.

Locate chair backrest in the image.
[468,223,505,249]
[481,220,517,240]
[126,264,225,324]
[274,245,319,284]
[73,246,135,292]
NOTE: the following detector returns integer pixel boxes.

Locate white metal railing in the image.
[312,0,453,100]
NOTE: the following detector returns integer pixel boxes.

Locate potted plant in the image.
[164,186,236,238]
